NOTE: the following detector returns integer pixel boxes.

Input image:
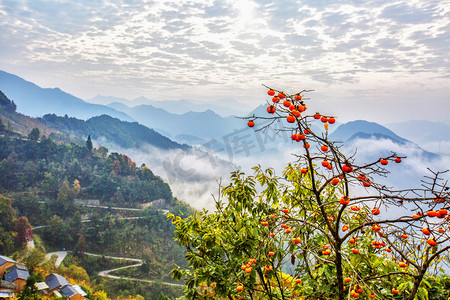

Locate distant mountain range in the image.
[107,102,244,144]
[88,95,252,117]
[0,70,133,121]
[0,89,187,151]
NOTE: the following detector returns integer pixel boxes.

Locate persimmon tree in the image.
[169,87,449,300]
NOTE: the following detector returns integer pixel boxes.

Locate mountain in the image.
[40,114,189,150]
[329,120,409,144]
[385,120,450,144]
[0,70,133,121]
[88,95,252,117]
[107,103,244,143]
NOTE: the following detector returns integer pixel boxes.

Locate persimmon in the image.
[328,117,336,124]
[294,94,302,100]
[340,196,350,205]
[392,288,399,294]
[287,115,296,123]
[270,232,275,237]
[314,113,321,119]
[272,96,280,103]
[342,164,353,172]
[269,214,276,219]
[261,221,269,226]
[237,284,244,292]
[349,238,356,244]
[331,178,340,186]
[304,128,311,135]
[421,228,430,235]
[295,278,302,284]
[292,110,301,117]
[439,208,447,216]
[293,237,301,244]
[247,120,255,127]
[344,277,351,283]
[268,251,275,256]
[350,206,360,211]
[267,89,275,96]
[371,208,380,215]
[438,228,445,233]
[285,228,292,234]
[401,234,408,239]
[380,159,388,165]
[427,239,437,246]
[363,180,371,187]
[245,267,252,273]
[283,100,291,107]
[342,225,349,232]
[427,210,438,217]
[303,143,310,149]
[322,160,330,167]
[395,157,402,163]
[241,265,247,270]
[385,247,392,253]
[369,293,376,298]
[300,168,308,174]
[265,265,272,271]
[398,262,407,267]
[298,105,306,112]
[267,105,276,114]
[321,145,329,152]
[321,116,328,123]
[289,104,296,111]
[278,92,285,99]
[352,248,359,254]
[283,208,289,213]
[322,249,331,255]
[412,214,420,219]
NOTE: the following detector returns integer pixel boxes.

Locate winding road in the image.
[44,251,182,287]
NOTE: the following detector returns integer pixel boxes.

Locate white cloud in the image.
[0,0,448,123]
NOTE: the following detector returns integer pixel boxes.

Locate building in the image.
[45,273,68,292]
[60,284,87,300]
[0,256,15,277]
[0,279,16,299]
[3,264,29,293]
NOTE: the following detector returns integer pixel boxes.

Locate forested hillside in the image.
[0,112,191,299]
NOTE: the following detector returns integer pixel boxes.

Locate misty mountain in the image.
[0,70,133,121]
[40,114,189,150]
[107,103,244,144]
[88,95,252,117]
[329,120,409,143]
[385,120,450,146]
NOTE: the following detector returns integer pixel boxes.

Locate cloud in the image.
[0,0,448,124]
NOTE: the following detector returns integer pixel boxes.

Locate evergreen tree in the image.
[86,134,93,151]
[28,128,40,141]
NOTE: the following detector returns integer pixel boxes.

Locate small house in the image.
[35,281,49,294]
[4,264,29,292]
[60,284,86,300]
[0,256,15,277]
[45,273,68,292]
[0,279,17,299]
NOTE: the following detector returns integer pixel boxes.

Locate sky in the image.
[0,0,449,124]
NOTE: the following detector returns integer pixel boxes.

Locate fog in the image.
[95,129,449,213]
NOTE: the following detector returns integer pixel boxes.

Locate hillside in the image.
[0,129,190,299]
[0,70,133,121]
[40,113,190,150]
[0,89,189,151]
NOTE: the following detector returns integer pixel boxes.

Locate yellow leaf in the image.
[324,123,329,130]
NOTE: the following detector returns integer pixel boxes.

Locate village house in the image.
[4,264,30,293]
[0,256,15,277]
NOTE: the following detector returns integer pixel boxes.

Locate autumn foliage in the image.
[170,87,449,300]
